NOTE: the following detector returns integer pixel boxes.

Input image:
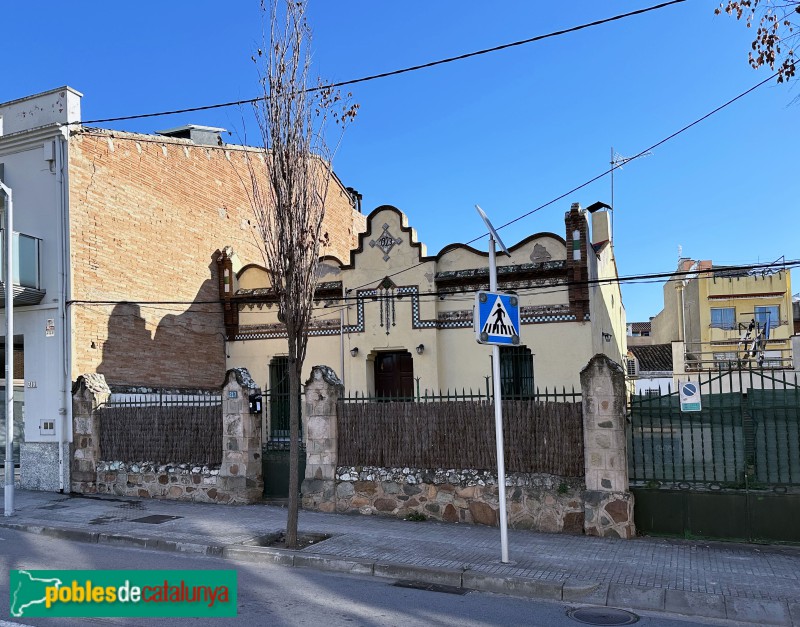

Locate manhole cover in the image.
[393,581,470,596]
[130,515,182,525]
[567,607,639,625]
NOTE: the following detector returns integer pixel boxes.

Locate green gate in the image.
[262,357,305,500]
[629,368,800,542]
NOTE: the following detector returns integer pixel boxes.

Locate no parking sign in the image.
[679,381,702,412]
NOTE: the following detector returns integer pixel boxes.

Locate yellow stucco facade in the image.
[652,260,793,369]
[220,203,625,395]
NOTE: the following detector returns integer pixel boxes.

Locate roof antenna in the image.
[677,244,682,262]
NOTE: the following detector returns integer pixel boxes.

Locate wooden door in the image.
[374,351,414,399]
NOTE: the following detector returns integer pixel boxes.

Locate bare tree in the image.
[248,0,356,548]
[717,0,798,83]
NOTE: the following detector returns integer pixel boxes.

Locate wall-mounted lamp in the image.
[350,347,359,357]
[415,344,425,355]
[602,332,612,343]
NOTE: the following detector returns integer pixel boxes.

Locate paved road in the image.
[0,530,727,627]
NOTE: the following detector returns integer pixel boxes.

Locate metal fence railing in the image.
[342,385,581,405]
[628,369,800,488]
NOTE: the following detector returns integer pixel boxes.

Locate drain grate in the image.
[567,607,639,626]
[89,515,125,526]
[393,580,470,596]
[38,504,70,510]
[116,502,146,510]
[129,515,182,525]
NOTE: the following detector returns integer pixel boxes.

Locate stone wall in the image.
[580,354,636,538]
[71,374,110,493]
[300,360,636,538]
[95,462,226,502]
[71,369,263,504]
[330,466,585,532]
[300,366,342,512]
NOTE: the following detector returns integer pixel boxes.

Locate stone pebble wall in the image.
[332,467,585,533]
[95,461,246,504]
[20,443,70,492]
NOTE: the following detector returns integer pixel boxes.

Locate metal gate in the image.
[262,358,305,500]
[628,368,800,542]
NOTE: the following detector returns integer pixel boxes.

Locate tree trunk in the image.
[285,354,300,548]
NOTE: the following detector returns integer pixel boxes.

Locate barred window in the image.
[499,345,534,400]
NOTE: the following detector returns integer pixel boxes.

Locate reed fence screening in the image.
[98,395,222,466]
[338,398,584,476]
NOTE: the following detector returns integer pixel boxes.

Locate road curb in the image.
[462,571,563,600]
[562,579,609,605]
[724,596,793,626]
[2,521,795,626]
[294,554,374,576]
[373,562,463,588]
[607,583,665,612]
[222,545,295,566]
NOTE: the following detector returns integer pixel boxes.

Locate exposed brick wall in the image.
[565,204,590,321]
[68,130,363,387]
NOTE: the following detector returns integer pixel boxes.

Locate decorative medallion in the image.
[369,224,402,261]
[530,243,552,263]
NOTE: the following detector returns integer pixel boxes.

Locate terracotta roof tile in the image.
[630,344,673,372]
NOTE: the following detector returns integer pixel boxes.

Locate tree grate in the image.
[129,515,182,524]
[392,580,470,595]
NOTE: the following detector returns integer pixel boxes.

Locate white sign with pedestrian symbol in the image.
[475,291,520,346]
[679,381,701,412]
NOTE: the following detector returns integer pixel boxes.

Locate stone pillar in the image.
[580,354,636,538]
[301,365,342,513]
[220,368,263,503]
[71,374,110,494]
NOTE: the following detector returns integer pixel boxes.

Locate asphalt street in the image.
[0,529,726,627]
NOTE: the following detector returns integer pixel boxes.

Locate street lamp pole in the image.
[0,178,14,517]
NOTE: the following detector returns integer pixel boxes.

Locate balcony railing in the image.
[0,230,44,306]
[684,341,793,371]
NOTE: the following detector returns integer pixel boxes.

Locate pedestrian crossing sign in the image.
[475,291,520,346]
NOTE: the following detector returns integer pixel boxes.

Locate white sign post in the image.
[1,178,14,516]
[474,204,513,564]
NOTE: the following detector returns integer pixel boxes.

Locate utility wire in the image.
[478,70,782,241]
[76,1,686,125]
[344,67,783,294]
[68,258,799,309]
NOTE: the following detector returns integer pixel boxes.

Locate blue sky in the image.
[2,1,797,322]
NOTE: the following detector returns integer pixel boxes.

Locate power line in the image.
[477,70,781,242]
[344,68,782,294]
[76,1,687,125]
[69,258,799,309]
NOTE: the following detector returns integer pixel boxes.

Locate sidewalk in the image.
[1,486,799,626]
